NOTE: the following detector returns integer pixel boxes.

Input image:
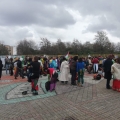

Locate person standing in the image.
[104,55,113,89]
[29,56,40,95]
[58,57,70,84]
[0,59,3,80]
[76,58,85,87]
[50,57,57,69]
[87,57,93,74]
[70,56,78,85]
[27,57,33,82]
[9,58,14,76]
[92,56,99,73]
[15,58,24,79]
[111,57,120,92]
[5,56,10,74]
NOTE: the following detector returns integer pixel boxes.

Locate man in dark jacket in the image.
[70,56,78,85]
[29,56,40,95]
[15,58,24,79]
[104,55,113,89]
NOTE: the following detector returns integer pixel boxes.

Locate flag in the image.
[65,52,69,60]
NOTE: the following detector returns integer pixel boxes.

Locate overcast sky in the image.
[0,0,120,46]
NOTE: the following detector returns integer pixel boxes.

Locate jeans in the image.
[78,71,84,84]
[93,64,98,73]
[5,64,9,74]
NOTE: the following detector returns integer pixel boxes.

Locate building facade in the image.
[5,45,13,55]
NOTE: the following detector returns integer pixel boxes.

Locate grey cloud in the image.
[0,0,75,28]
[0,26,34,45]
[84,15,117,32]
[1,0,120,45]
[39,0,120,37]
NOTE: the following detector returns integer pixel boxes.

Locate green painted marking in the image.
[0,79,56,104]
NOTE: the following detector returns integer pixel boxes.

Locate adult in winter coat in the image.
[70,56,78,85]
[111,57,120,91]
[29,56,40,95]
[104,55,113,89]
[58,57,70,84]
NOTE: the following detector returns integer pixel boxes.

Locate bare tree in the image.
[94,31,111,54]
[115,42,120,53]
[17,39,37,55]
[40,38,51,54]
[0,41,9,55]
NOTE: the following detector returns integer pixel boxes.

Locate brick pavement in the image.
[0,71,120,120]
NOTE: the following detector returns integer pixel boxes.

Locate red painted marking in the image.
[0,75,27,84]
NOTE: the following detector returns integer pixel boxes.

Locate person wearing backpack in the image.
[76,58,85,87]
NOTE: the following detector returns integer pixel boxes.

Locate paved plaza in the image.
[0,71,120,120]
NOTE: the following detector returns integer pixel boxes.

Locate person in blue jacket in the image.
[50,57,57,69]
[76,57,85,87]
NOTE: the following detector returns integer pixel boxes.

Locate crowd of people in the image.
[0,54,120,95]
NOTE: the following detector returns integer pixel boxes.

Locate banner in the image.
[65,52,69,59]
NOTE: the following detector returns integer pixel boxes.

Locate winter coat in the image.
[58,60,70,81]
[111,63,120,80]
[104,58,113,80]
